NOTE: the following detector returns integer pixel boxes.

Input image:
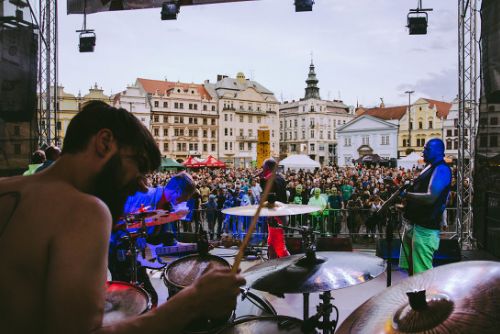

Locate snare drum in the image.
[215,315,312,334]
[163,254,231,297]
[102,281,152,327]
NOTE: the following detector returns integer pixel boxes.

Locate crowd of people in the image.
[143,164,459,241]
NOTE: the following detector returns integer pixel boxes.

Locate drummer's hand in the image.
[191,267,246,319]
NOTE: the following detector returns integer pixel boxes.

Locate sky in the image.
[56,0,459,107]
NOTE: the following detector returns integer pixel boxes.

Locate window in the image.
[419,121,423,129]
[203,105,207,111]
[310,143,315,151]
[320,131,323,139]
[409,122,413,130]
[310,130,314,138]
[344,137,351,147]
[211,144,216,151]
[248,116,253,123]
[271,130,275,138]
[154,115,159,123]
[328,131,331,139]
[294,131,297,140]
[194,104,197,110]
[319,145,325,151]
[163,143,169,151]
[362,136,369,145]
[163,102,168,108]
[211,130,216,138]
[203,143,207,152]
[211,106,216,111]
[280,121,283,129]
[453,139,458,150]
[163,129,168,136]
[416,138,425,147]
[224,114,228,122]
[179,103,184,109]
[177,143,187,151]
[174,102,179,109]
[225,128,228,136]
[491,135,499,148]
[248,129,253,137]
[294,120,298,127]
[454,129,458,136]
[164,116,169,123]
[14,144,21,155]
[239,129,244,137]
[381,135,390,145]
[154,128,159,136]
[211,119,216,125]
[203,130,207,138]
[230,128,233,136]
[174,116,182,123]
[174,128,184,136]
[428,121,433,129]
[492,117,499,125]
[189,143,198,151]
[203,118,207,125]
[239,143,244,150]
[189,104,193,110]
[240,115,244,122]
[257,117,261,124]
[188,129,197,137]
[230,142,233,150]
[302,131,305,139]
[446,140,452,150]
[447,129,452,137]
[14,126,20,136]
[154,101,159,108]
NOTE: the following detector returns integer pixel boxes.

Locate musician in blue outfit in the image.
[108,172,196,305]
[399,138,452,276]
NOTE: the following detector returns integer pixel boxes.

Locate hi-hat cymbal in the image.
[336,261,500,334]
[243,251,385,294]
[222,202,320,217]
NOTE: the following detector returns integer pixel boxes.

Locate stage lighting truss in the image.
[161,0,181,20]
[407,0,433,35]
[295,0,314,12]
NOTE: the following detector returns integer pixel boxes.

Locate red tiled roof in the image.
[422,98,452,118]
[359,105,407,120]
[137,78,212,100]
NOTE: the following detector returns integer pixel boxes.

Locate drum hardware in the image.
[302,291,338,334]
[103,281,152,327]
[119,216,148,285]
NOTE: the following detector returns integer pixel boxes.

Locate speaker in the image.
[481,0,500,103]
[376,238,461,265]
[0,25,38,122]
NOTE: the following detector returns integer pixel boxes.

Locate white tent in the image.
[398,152,424,170]
[279,155,320,171]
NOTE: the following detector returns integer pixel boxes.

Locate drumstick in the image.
[231,166,277,274]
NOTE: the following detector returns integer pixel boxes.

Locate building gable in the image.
[338,115,398,133]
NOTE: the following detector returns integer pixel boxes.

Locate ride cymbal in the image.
[222,202,320,217]
[337,261,500,334]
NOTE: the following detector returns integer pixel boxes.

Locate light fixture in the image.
[78,30,96,52]
[295,0,314,12]
[161,0,180,20]
[407,0,433,35]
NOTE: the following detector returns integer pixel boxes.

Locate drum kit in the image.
[102,202,500,333]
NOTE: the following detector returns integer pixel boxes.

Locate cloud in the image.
[397,67,458,101]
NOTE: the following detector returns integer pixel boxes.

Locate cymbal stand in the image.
[121,216,148,285]
[302,291,338,334]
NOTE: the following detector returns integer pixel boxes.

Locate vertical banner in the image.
[257,129,270,168]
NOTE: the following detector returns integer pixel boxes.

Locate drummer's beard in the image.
[93,154,135,223]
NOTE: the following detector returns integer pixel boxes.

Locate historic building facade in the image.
[136,78,218,161]
[336,114,399,166]
[113,82,151,129]
[279,61,354,165]
[205,73,280,168]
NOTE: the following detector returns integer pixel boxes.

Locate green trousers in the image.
[399,222,440,275]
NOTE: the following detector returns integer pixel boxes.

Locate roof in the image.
[205,76,277,102]
[359,105,407,120]
[422,98,452,118]
[137,78,212,100]
[337,114,399,133]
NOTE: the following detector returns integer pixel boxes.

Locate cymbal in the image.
[222,202,320,217]
[336,261,500,334]
[243,251,385,294]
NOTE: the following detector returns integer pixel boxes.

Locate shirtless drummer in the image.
[0,101,245,333]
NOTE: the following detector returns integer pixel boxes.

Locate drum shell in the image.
[103,281,152,327]
[162,254,231,298]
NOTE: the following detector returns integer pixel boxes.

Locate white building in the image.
[205,73,280,168]
[336,115,399,166]
[279,61,354,165]
[113,82,151,129]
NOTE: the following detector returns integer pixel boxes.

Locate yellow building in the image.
[398,98,451,157]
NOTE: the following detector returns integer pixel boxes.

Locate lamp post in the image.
[405,90,414,154]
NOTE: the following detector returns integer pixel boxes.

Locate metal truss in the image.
[457,0,480,249]
[37,0,58,146]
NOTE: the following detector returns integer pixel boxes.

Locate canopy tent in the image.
[398,152,425,170]
[354,154,389,164]
[183,156,205,168]
[160,157,185,171]
[203,155,226,168]
[279,155,320,171]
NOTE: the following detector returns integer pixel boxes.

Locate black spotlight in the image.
[295,0,314,12]
[407,0,433,35]
[161,1,180,20]
[79,31,96,53]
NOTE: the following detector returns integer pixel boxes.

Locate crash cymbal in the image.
[222,202,320,217]
[120,210,184,229]
[337,261,500,334]
[243,251,385,294]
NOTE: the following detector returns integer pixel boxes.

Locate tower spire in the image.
[304,59,320,100]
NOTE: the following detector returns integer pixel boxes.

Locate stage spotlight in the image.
[161,1,180,20]
[295,0,314,12]
[407,0,433,35]
[78,31,96,53]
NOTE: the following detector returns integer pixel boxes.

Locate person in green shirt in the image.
[340,180,354,202]
[23,150,46,176]
[308,188,327,234]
